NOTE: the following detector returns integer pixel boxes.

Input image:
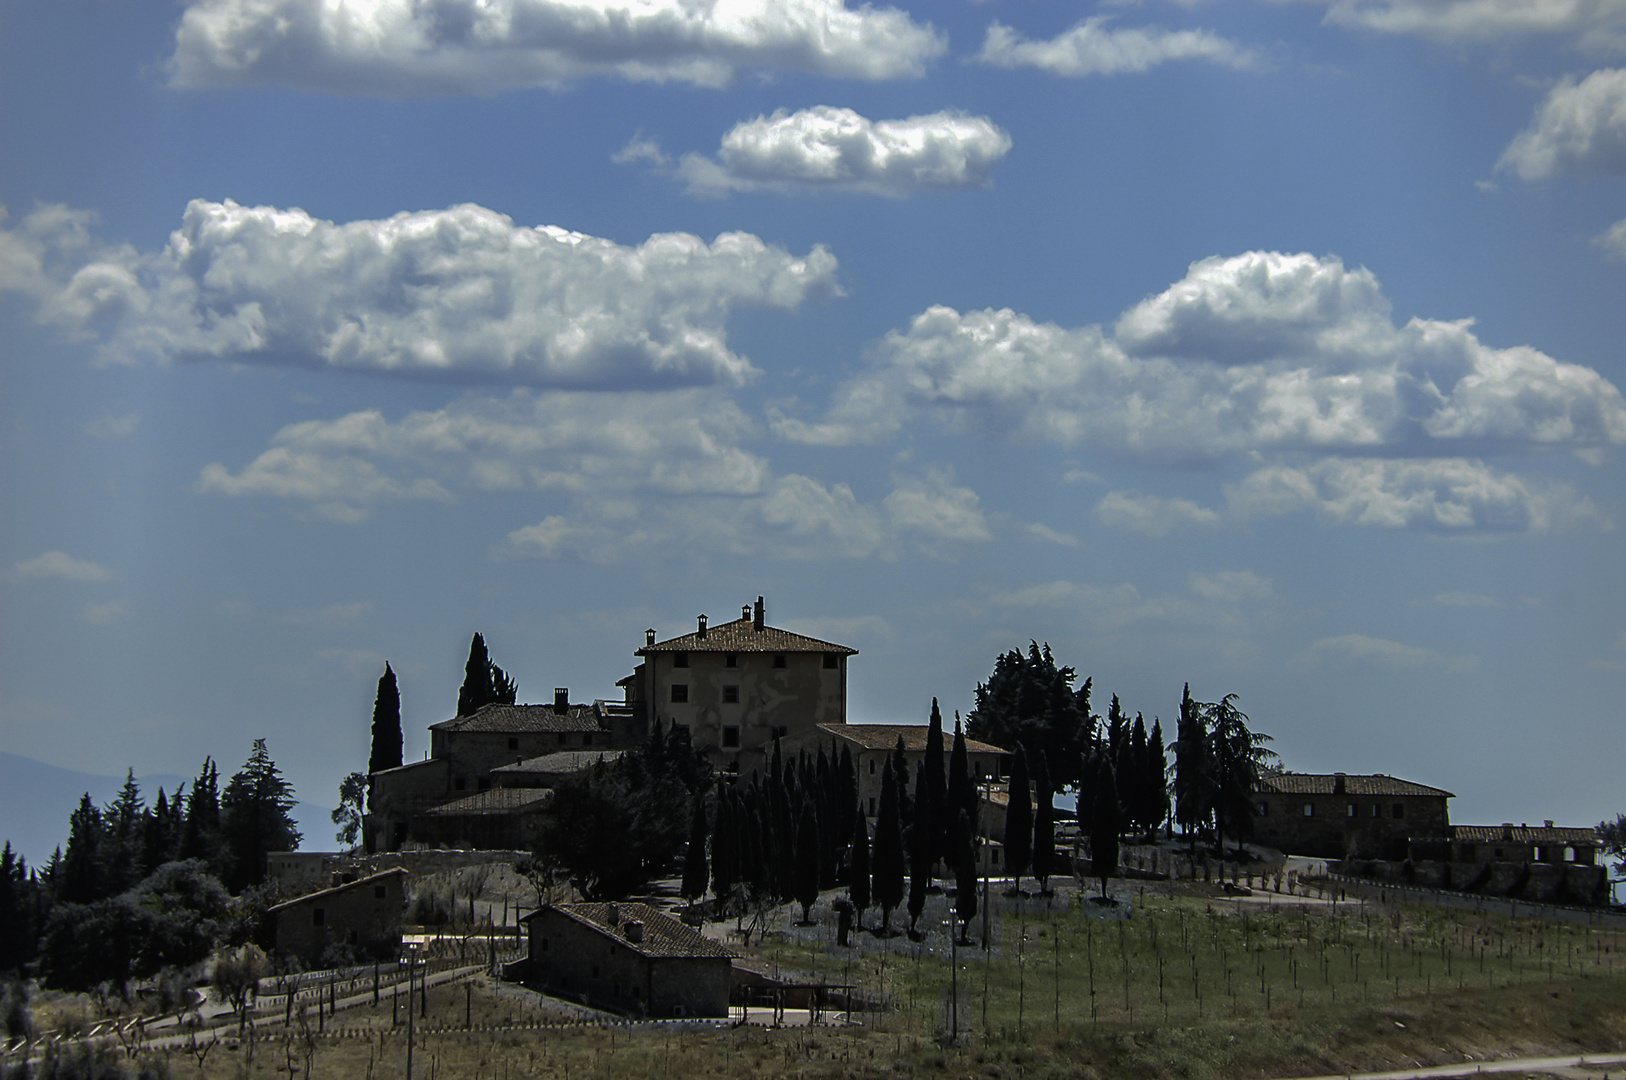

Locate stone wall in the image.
[272,873,406,967]
[1333,858,1609,907]
[1253,792,1449,859]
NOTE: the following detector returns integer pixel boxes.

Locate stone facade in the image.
[268,869,406,968]
[623,598,855,777]
[783,723,1009,821]
[1335,857,1609,906]
[1251,773,1453,859]
[519,902,735,1018]
[1449,822,1600,866]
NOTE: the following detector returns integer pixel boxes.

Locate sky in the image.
[3,0,1625,856]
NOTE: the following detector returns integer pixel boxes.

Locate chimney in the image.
[606,903,619,927]
[1544,820,1554,829]
[1502,823,1514,840]
[1333,772,1346,795]
[753,596,764,631]
[624,920,644,943]
[645,628,656,647]
[554,687,569,714]
[697,614,708,639]
[742,604,751,621]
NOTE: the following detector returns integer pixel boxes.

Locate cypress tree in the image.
[924,700,946,869]
[681,790,710,905]
[953,809,977,944]
[871,763,904,935]
[1146,718,1170,839]
[710,785,736,910]
[945,719,973,858]
[1031,751,1055,894]
[890,735,912,827]
[1002,746,1031,895]
[457,633,494,717]
[907,761,931,935]
[848,804,870,929]
[1129,713,1150,837]
[1091,759,1120,902]
[1174,682,1210,853]
[794,802,821,924]
[368,663,403,774]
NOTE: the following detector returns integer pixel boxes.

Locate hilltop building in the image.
[1251,772,1453,860]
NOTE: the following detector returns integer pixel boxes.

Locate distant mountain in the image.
[0,751,334,870]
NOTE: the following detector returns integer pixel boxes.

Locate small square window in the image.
[773,653,787,669]
[673,652,688,668]
[374,885,387,899]
[508,737,519,750]
[1392,804,1405,819]
[557,733,567,745]
[671,684,688,704]
[723,725,740,748]
[1256,801,1269,816]
[1303,804,1314,817]
[725,653,737,668]
[723,685,739,704]
[823,653,839,669]
[869,760,876,775]
[1347,804,1357,818]
[313,907,325,927]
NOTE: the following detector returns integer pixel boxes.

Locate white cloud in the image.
[11,551,114,582]
[1225,457,1608,532]
[83,413,142,439]
[673,107,1011,196]
[1025,523,1081,546]
[1188,570,1273,602]
[1498,69,1626,180]
[1425,590,1502,607]
[1300,633,1477,672]
[81,601,127,625]
[3,200,838,390]
[1317,0,1626,49]
[168,0,945,94]
[977,16,1252,76]
[201,390,991,558]
[1594,216,1626,258]
[775,251,1626,457]
[1093,491,1223,536]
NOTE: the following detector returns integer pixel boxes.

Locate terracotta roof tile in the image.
[429,702,603,733]
[1453,824,1598,845]
[809,723,1007,755]
[531,902,737,960]
[421,789,552,815]
[491,750,625,774]
[639,616,855,656]
[267,869,406,913]
[1257,773,1454,798]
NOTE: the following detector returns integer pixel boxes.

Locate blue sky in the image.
[4,0,1625,854]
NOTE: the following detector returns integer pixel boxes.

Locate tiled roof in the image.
[491,750,624,775]
[369,758,447,778]
[429,702,604,733]
[421,789,553,816]
[530,902,736,961]
[639,615,855,656]
[1453,824,1599,845]
[810,723,1007,756]
[267,869,406,913]
[1257,773,1454,798]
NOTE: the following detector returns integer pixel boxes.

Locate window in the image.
[823,652,839,669]
[725,653,737,668]
[868,797,876,815]
[312,907,325,927]
[508,737,519,750]
[1347,804,1357,818]
[1303,804,1314,817]
[869,760,876,775]
[557,733,567,745]
[723,685,739,704]
[1257,801,1269,816]
[992,849,1001,866]
[478,778,490,791]
[582,732,594,746]
[671,684,688,704]
[1372,804,1381,818]
[673,652,689,668]
[592,965,600,978]
[773,653,787,669]
[374,885,387,899]
[723,726,740,748]
[454,777,466,791]
[1392,804,1405,819]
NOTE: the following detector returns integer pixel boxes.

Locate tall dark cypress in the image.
[1129,713,1150,836]
[848,804,870,928]
[457,633,494,717]
[793,802,821,923]
[924,699,947,870]
[681,790,710,904]
[1091,758,1120,901]
[907,761,931,935]
[1146,718,1170,840]
[953,809,977,944]
[945,719,972,859]
[369,662,403,774]
[1002,746,1031,894]
[871,763,904,934]
[890,736,912,827]
[1031,751,1055,893]
[710,785,736,907]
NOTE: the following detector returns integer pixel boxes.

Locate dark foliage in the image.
[966,642,1095,789]
[1002,746,1031,892]
[368,662,402,774]
[219,739,301,893]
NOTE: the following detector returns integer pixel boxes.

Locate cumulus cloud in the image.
[81,601,128,625]
[167,0,945,94]
[11,551,114,582]
[83,413,142,439]
[200,389,990,558]
[1424,590,1502,607]
[1188,570,1273,602]
[1498,69,1626,180]
[1093,491,1223,536]
[1593,216,1626,258]
[1300,633,1477,672]
[1224,457,1607,532]
[775,251,1626,458]
[672,107,1012,196]
[1316,0,1626,49]
[2,200,838,390]
[977,16,1252,76]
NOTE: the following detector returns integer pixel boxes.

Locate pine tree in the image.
[179,758,221,869]
[1091,759,1120,902]
[220,740,301,893]
[871,763,904,934]
[848,805,870,929]
[101,771,145,896]
[907,762,931,935]
[368,662,403,774]
[1002,746,1031,895]
[1031,751,1055,893]
[60,792,106,904]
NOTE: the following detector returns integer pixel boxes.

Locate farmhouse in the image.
[1252,772,1453,859]
[1451,822,1600,866]
[621,597,856,777]
[268,868,406,968]
[517,902,735,1017]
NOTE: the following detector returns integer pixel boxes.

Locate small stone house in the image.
[268,868,406,968]
[1452,822,1599,866]
[1252,772,1453,859]
[518,902,735,1018]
